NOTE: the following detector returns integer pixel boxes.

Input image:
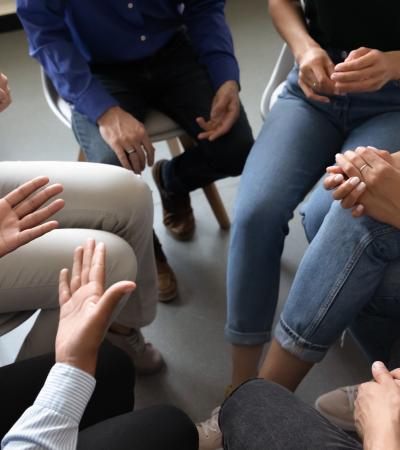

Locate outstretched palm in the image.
[0,176,64,257]
[56,239,135,375]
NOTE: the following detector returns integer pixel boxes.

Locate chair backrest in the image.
[260,44,294,120]
[41,68,72,128]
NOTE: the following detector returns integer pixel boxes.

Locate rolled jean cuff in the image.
[274,318,329,363]
[224,325,270,346]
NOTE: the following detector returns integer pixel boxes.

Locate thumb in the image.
[372,361,392,384]
[98,281,136,318]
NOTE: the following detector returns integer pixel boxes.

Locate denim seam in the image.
[278,317,328,352]
[303,225,397,341]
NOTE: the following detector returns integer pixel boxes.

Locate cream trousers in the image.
[0,161,157,360]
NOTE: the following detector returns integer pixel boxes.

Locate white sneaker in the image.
[197,407,223,450]
[315,385,358,431]
[107,329,165,375]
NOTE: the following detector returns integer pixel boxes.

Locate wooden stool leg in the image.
[202,184,231,230]
[78,149,86,162]
[167,138,182,157]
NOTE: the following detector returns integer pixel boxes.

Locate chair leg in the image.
[78,149,86,162]
[167,136,231,230]
[167,138,182,157]
[202,184,231,230]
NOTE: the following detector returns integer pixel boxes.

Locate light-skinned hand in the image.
[97,106,155,174]
[56,239,136,376]
[0,176,65,258]
[296,46,336,103]
[332,47,400,94]
[355,362,400,450]
[325,147,400,226]
[0,73,11,112]
[197,80,240,141]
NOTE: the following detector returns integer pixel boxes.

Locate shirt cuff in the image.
[205,54,240,91]
[74,80,119,124]
[34,363,96,424]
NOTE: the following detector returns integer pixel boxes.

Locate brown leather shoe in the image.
[152,160,195,241]
[153,231,178,302]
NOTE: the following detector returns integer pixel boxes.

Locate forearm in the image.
[268,0,319,63]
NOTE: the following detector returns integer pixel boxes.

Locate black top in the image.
[304,0,400,51]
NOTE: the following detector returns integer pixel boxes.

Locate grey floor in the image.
[0,0,369,424]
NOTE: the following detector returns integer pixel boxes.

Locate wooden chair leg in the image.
[168,135,231,230]
[202,184,231,230]
[78,149,86,162]
[167,138,182,157]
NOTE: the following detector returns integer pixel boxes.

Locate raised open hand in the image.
[0,176,64,258]
[56,239,136,375]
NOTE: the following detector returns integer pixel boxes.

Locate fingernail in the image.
[355,204,364,213]
[349,177,360,185]
[335,153,342,160]
[373,361,386,370]
[334,174,343,182]
[356,182,366,191]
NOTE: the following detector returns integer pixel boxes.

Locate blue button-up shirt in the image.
[17,0,240,124]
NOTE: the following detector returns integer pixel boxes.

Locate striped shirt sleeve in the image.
[1,363,96,449]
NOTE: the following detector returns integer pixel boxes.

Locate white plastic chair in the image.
[41,69,231,229]
[260,44,294,119]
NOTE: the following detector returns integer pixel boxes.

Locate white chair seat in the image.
[57,97,184,143]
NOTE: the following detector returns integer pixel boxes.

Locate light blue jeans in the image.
[226,60,400,364]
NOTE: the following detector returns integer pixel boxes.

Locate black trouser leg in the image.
[78,405,198,450]
[0,341,135,439]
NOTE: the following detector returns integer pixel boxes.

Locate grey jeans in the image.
[220,379,362,450]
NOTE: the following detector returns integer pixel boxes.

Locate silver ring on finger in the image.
[359,164,369,173]
[126,148,136,155]
[311,81,318,90]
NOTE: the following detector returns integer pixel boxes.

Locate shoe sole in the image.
[165,225,195,242]
[159,291,178,302]
[315,398,357,432]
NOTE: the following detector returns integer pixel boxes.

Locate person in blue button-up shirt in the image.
[16,0,254,306]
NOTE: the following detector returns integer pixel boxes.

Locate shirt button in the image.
[128,2,133,8]
[140,35,147,42]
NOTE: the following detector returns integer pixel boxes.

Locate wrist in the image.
[293,39,321,65]
[364,425,400,450]
[97,105,120,126]
[56,354,97,377]
[386,51,400,81]
[223,80,239,93]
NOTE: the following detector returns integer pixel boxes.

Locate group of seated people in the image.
[1,0,400,448]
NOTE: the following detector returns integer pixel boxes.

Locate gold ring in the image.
[359,164,369,172]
